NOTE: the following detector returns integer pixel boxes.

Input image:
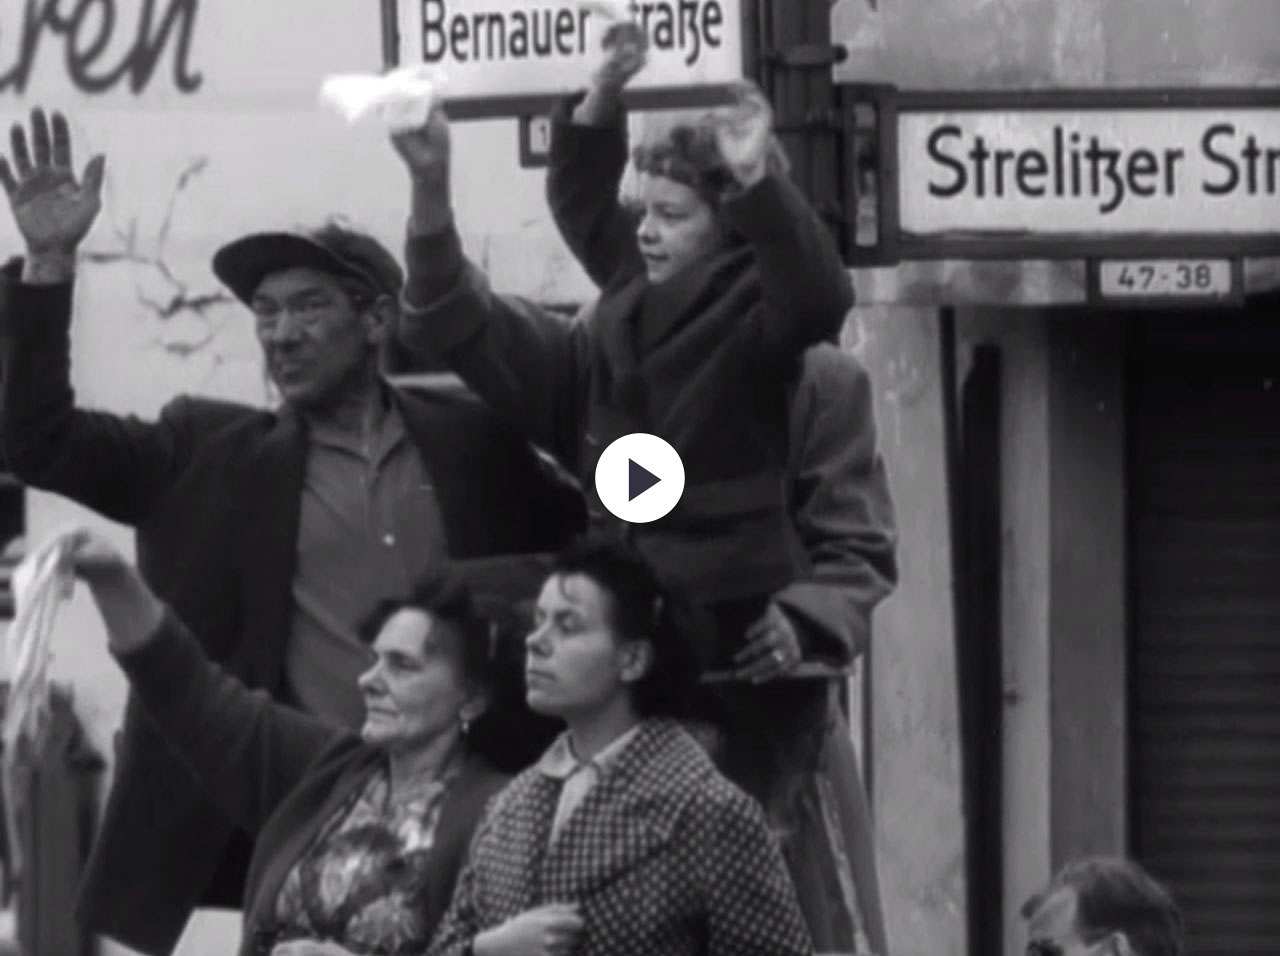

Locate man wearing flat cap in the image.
[0,109,583,955]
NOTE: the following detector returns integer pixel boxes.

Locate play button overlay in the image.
[629,459,661,501]
[594,433,685,524]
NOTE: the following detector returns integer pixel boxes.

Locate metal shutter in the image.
[1129,312,1280,956]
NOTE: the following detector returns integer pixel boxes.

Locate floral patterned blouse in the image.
[272,757,461,954]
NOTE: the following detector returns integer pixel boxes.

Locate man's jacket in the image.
[0,266,585,955]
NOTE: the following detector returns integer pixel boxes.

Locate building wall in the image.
[833,0,1280,89]
[853,305,967,956]
[833,4,1280,953]
[832,0,1280,306]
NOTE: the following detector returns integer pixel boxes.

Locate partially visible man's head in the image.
[1022,857,1184,956]
[212,222,404,409]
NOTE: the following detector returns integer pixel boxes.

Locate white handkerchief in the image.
[319,65,448,132]
[579,0,630,20]
[2,532,75,881]
[3,534,74,753]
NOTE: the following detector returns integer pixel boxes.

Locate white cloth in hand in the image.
[2,533,75,880]
[318,66,448,132]
[3,535,74,755]
[579,0,631,21]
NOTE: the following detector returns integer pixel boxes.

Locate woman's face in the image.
[524,573,648,720]
[357,608,478,751]
[632,172,726,284]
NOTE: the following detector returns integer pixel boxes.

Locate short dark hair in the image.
[359,572,557,772]
[548,534,707,720]
[1022,857,1185,956]
[359,574,492,686]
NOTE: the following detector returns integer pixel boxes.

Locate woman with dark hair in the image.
[61,528,539,956]
[427,536,812,956]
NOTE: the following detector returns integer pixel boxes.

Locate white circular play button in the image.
[593,433,685,524]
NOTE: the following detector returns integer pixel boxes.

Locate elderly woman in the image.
[427,536,812,956]
[64,529,540,956]
[391,24,884,955]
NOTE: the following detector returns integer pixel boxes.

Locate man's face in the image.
[250,267,383,408]
[1026,888,1118,956]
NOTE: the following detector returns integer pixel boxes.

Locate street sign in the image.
[1086,258,1243,308]
[844,87,1280,262]
[519,114,552,167]
[900,109,1280,236]
[391,0,744,118]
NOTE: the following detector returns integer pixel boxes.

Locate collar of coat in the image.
[497,718,714,828]
[536,723,643,781]
[593,243,757,387]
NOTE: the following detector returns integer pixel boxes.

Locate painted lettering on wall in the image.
[0,0,202,95]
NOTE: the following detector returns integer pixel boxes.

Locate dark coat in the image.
[115,610,509,956]
[0,264,585,955]
[427,719,813,956]
[538,104,896,954]
[399,115,854,608]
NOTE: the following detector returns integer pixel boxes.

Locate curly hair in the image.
[630,103,791,208]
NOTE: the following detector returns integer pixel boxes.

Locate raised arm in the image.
[70,532,339,834]
[0,110,184,524]
[773,345,898,665]
[712,90,853,359]
[391,109,589,467]
[545,20,648,288]
[546,98,643,289]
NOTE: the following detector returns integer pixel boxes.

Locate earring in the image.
[459,712,471,737]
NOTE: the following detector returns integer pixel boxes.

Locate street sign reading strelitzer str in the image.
[396,0,743,117]
[900,107,1280,236]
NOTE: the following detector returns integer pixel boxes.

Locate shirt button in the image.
[383,533,395,546]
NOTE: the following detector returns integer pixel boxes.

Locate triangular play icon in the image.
[628,458,662,501]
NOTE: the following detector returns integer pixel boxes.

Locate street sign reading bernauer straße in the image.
[392,0,744,117]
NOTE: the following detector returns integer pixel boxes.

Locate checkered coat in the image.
[427,719,813,956]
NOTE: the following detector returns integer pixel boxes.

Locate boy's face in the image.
[631,172,726,285]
